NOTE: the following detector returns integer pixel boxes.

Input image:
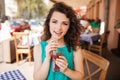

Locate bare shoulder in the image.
[75,46,82,52]
[34,44,41,51]
[74,46,83,57]
[34,44,41,50]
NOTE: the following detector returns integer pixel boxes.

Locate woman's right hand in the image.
[45,39,58,59]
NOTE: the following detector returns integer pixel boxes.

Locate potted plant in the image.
[114,18,120,33]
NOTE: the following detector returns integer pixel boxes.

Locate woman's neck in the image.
[58,39,65,47]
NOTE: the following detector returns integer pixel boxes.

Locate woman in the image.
[33,2,84,80]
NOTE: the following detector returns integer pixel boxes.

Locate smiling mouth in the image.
[54,31,62,36]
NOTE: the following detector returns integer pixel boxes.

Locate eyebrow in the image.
[51,18,69,23]
[51,19,57,21]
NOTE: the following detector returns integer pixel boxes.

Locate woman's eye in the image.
[52,21,57,23]
[63,22,69,25]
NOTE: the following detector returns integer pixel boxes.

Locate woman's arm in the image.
[63,47,84,80]
[33,44,51,80]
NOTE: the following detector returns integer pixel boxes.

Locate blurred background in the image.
[0,0,120,80]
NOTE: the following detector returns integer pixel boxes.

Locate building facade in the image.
[0,0,18,18]
[0,0,5,18]
[87,0,120,50]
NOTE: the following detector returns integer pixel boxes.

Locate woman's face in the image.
[49,11,70,40]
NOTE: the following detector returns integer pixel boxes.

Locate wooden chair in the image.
[13,32,33,65]
[88,31,110,55]
[83,50,110,80]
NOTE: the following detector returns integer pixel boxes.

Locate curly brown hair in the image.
[41,2,81,51]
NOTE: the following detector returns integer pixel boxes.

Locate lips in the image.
[54,31,62,36]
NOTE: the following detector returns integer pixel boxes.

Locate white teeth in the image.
[57,33,60,34]
[54,31,62,34]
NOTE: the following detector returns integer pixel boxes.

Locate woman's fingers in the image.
[55,57,68,72]
[45,40,58,59]
[46,40,58,51]
[56,59,68,67]
[59,56,67,61]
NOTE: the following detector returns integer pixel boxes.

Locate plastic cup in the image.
[52,50,63,72]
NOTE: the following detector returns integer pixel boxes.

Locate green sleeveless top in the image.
[40,41,74,80]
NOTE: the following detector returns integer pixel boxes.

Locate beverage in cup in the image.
[52,50,63,72]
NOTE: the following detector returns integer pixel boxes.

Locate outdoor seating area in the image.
[1,47,120,80]
[13,32,34,65]
[0,30,41,63]
[0,16,43,63]
[0,0,120,80]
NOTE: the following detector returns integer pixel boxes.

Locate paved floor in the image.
[101,47,120,80]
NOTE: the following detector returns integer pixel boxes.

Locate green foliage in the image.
[17,0,49,19]
[114,18,120,29]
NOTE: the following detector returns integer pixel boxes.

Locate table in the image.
[0,69,26,80]
[80,33,101,45]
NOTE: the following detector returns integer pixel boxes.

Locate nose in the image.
[56,23,62,30]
